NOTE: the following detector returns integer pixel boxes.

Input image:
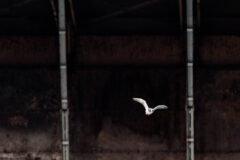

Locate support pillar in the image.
[186,0,194,160]
[58,0,70,160]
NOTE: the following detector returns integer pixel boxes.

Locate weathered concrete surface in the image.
[2,152,240,160]
[75,36,184,65]
[0,153,61,160]
[0,70,61,158]
[1,35,240,65]
[0,69,240,160]
[0,126,60,153]
[199,35,240,65]
[0,36,57,65]
[196,70,240,152]
[1,35,240,160]
[69,69,185,153]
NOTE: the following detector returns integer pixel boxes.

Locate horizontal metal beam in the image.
[2,17,240,34]
[79,18,180,34]
[92,0,161,23]
[0,17,56,35]
[201,17,240,34]
[1,64,240,71]
[3,0,38,9]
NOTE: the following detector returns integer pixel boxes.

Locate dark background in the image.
[1,1,240,160]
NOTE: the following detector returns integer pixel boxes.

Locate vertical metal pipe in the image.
[58,0,69,160]
[186,0,194,160]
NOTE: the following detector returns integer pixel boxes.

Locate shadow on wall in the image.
[1,69,240,160]
[0,70,60,128]
[69,69,186,152]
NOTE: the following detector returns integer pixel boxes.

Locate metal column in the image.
[58,0,70,160]
[186,0,194,160]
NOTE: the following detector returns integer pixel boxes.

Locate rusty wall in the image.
[0,36,240,160]
[1,35,240,66]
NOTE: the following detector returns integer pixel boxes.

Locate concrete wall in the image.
[1,35,240,66]
[0,35,240,160]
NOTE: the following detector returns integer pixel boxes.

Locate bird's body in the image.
[133,98,168,115]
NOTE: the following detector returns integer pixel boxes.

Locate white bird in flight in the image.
[133,98,168,116]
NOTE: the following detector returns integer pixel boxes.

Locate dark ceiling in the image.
[0,0,240,35]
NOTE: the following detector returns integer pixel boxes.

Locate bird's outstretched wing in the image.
[152,105,168,111]
[132,98,148,110]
